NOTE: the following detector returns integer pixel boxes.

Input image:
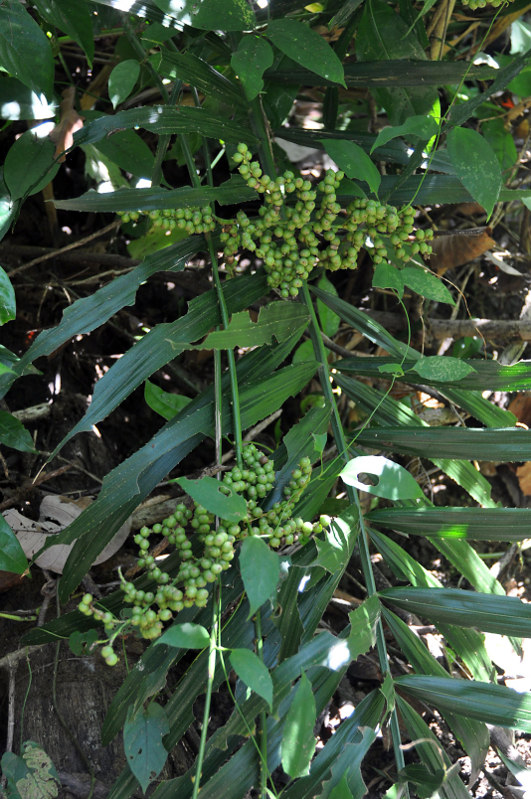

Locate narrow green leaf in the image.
[368,506,531,541]
[321,139,380,194]
[355,426,531,463]
[72,106,257,149]
[266,20,345,87]
[53,180,257,212]
[231,36,274,100]
[0,1,54,97]
[383,608,489,771]
[176,475,247,522]
[0,267,15,325]
[155,622,210,650]
[396,675,531,732]
[109,60,140,108]
[144,381,191,421]
[0,515,28,573]
[281,672,317,778]
[381,587,531,638]
[154,0,255,31]
[401,266,455,305]
[124,702,169,792]
[340,455,423,500]
[0,410,36,452]
[230,648,273,709]
[447,127,502,220]
[158,50,243,106]
[196,302,309,349]
[240,536,280,617]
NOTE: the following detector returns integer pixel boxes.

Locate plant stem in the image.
[300,282,407,781]
[191,584,220,799]
[254,610,268,799]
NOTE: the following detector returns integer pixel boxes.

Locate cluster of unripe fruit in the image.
[223,143,433,297]
[119,206,216,236]
[78,444,329,665]
[118,142,432,297]
[461,0,511,7]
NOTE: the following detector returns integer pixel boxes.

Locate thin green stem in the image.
[191,584,220,799]
[300,282,407,781]
[254,611,268,799]
[151,79,183,187]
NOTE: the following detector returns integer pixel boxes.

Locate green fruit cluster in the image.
[461,0,510,7]
[78,444,327,663]
[120,206,216,236]
[221,143,433,298]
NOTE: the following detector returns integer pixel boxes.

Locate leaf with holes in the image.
[124,702,169,793]
[340,455,424,501]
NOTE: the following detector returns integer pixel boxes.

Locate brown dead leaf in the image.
[516,462,531,495]
[508,394,531,427]
[429,227,495,275]
[49,86,84,162]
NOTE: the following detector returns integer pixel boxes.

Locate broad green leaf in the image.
[144,381,191,420]
[53,179,257,212]
[154,0,255,30]
[447,127,502,220]
[340,455,423,500]
[381,588,531,638]
[231,36,274,100]
[401,266,455,305]
[3,130,59,200]
[281,673,317,778]
[415,356,476,381]
[0,410,36,452]
[266,20,345,87]
[31,0,94,64]
[346,595,380,661]
[292,340,315,364]
[0,197,19,245]
[321,139,380,195]
[68,628,99,656]
[372,263,404,295]
[396,675,531,732]
[398,765,445,799]
[240,536,280,617]
[124,702,169,792]
[0,267,15,324]
[0,1,54,97]
[314,515,357,574]
[176,475,247,523]
[156,622,210,649]
[1,741,59,799]
[109,60,140,108]
[328,773,354,799]
[482,118,518,171]
[367,506,531,541]
[0,514,28,574]
[355,427,531,463]
[230,648,273,709]
[196,302,309,349]
[356,0,439,124]
[91,129,155,180]
[371,116,439,152]
[316,275,340,337]
[0,77,55,119]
